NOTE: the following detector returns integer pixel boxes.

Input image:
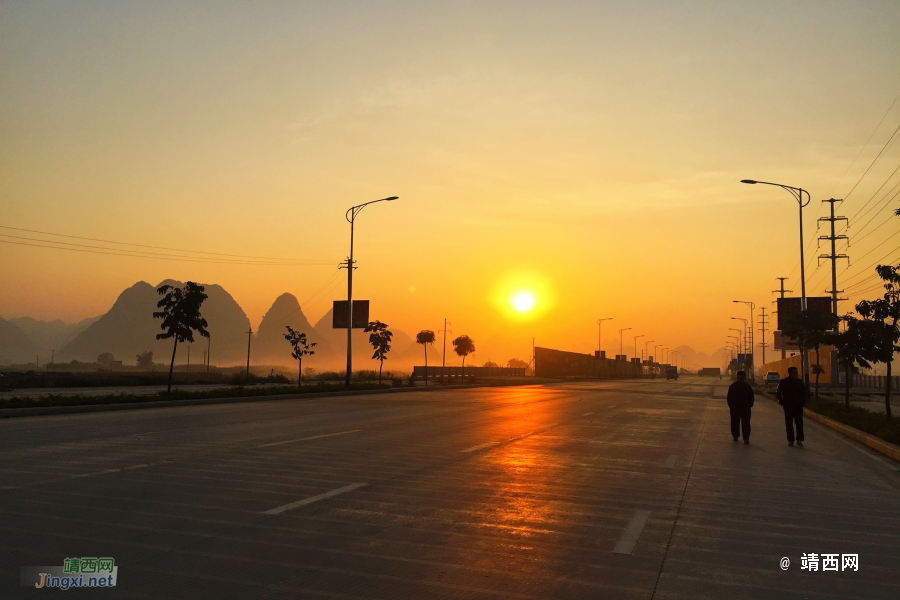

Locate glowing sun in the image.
[512,292,536,313]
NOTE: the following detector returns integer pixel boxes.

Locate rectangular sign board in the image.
[773,331,800,351]
[332,300,369,329]
[776,297,833,330]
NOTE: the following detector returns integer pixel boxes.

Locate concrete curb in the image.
[0,380,534,419]
[757,389,900,464]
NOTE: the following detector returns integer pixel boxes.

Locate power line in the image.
[842,244,900,285]
[0,236,333,266]
[849,184,900,241]
[829,86,900,197]
[0,225,335,264]
[844,120,900,206]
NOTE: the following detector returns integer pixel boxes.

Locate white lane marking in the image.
[461,424,559,454]
[665,455,678,469]
[257,429,361,448]
[461,442,498,453]
[123,464,149,471]
[613,510,651,555]
[582,412,594,417]
[263,482,367,515]
[682,431,690,438]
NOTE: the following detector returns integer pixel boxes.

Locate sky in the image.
[2,0,899,366]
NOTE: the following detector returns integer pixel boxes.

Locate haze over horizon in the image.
[2,1,899,364]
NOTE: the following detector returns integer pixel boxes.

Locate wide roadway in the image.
[1,377,897,599]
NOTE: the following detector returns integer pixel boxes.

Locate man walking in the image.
[727,370,754,444]
[775,366,807,447]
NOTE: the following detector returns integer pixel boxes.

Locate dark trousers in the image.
[783,406,804,443]
[730,406,751,440]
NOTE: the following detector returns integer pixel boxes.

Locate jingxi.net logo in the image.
[21,557,117,589]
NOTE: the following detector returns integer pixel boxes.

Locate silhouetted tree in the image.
[136,351,154,370]
[828,317,870,410]
[416,330,436,386]
[855,264,900,419]
[97,352,114,367]
[507,358,528,369]
[781,310,837,402]
[365,321,393,385]
[283,326,316,388]
[153,282,209,393]
[452,335,475,379]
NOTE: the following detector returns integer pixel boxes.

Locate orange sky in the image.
[2,1,899,365]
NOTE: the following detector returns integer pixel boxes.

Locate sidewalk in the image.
[654,387,900,599]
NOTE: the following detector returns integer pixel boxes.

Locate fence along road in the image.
[0,377,897,598]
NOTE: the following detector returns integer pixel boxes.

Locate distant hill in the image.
[9,316,99,353]
[59,281,252,366]
[0,317,37,364]
[254,293,333,365]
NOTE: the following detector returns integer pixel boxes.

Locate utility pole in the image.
[818,198,848,321]
[773,277,792,359]
[207,335,211,373]
[441,319,451,383]
[758,307,768,367]
[186,344,191,374]
[246,328,252,377]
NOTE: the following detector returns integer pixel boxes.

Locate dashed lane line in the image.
[612,510,651,555]
[257,429,362,448]
[263,483,368,515]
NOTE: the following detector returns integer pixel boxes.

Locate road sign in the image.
[773,332,800,351]
[776,297,832,330]
[332,300,369,329]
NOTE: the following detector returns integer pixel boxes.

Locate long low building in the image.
[534,347,642,379]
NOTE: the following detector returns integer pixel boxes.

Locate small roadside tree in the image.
[283,326,316,388]
[365,321,393,385]
[97,352,114,367]
[452,335,476,380]
[828,317,870,410]
[153,282,209,393]
[415,330,436,386]
[855,265,900,419]
[782,310,837,402]
[136,351,154,370]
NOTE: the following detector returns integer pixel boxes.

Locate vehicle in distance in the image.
[698,367,720,377]
[765,371,781,390]
[665,366,678,380]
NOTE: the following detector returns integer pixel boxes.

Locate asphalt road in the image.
[1,377,898,599]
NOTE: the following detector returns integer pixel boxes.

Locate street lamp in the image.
[731,318,748,353]
[344,195,398,387]
[644,340,655,378]
[619,328,631,359]
[633,334,644,362]
[654,344,662,379]
[742,179,811,389]
[733,301,756,380]
[597,318,613,357]
[729,327,744,354]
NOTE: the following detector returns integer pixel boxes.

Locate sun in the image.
[512,292,536,313]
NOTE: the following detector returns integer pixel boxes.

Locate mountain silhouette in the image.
[60,281,251,365]
[254,293,333,365]
[10,316,99,354]
[0,317,38,364]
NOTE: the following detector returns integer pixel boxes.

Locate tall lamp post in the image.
[742,179,810,390]
[633,334,644,361]
[731,319,748,353]
[344,196,398,387]
[645,340,655,378]
[733,301,756,380]
[597,318,613,357]
[619,328,632,359]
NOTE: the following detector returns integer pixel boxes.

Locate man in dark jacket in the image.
[775,366,807,447]
[727,370,754,444]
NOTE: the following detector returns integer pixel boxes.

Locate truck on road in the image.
[665,366,678,380]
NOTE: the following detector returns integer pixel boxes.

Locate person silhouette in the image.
[726,370,754,444]
[775,366,807,447]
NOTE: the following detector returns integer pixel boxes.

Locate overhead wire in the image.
[0,225,335,263]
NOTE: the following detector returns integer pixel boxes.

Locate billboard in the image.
[773,332,800,351]
[332,300,369,329]
[776,297,832,330]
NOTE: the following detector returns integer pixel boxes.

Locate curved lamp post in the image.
[742,179,810,389]
[733,301,756,379]
[344,196,398,387]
